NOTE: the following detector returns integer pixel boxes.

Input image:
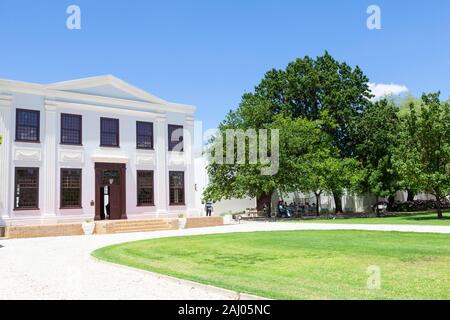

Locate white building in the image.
[0,75,199,226]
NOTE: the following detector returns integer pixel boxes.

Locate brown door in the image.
[95,163,127,221]
[108,183,122,220]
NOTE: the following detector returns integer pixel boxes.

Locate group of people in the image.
[262,201,317,218]
[204,199,319,219]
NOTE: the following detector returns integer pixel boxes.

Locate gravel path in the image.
[1,222,449,300]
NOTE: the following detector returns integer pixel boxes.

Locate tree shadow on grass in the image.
[382,212,450,222]
[402,216,450,222]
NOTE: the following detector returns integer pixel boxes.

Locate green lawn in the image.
[92,230,450,300]
[297,212,450,226]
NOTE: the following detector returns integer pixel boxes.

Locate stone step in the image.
[112,226,173,234]
[114,223,170,228]
[112,223,171,231]
[96,218,177,234]
[104,220,169,226]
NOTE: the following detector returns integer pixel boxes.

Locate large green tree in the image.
[203,114,327,210]
[393,93,450,219]
[392,101,423,201]
[354,99,401,206]
[204,52,372,212]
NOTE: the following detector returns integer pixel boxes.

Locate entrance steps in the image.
[95,218,178,234]
[1,217,224,239]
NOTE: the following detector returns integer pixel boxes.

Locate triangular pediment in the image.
[46,75,166,104]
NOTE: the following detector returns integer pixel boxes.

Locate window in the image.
[14,168,39,210]
[136,121,154,149]
[169,171,185,205]
[100,118,119,147]
[16,109,40,142]
[137,171,154,206]
[102,170,120,185]
[61,114,82,145]
[168,124,184,152]
[60,169,82,208]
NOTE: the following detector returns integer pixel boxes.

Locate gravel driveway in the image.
[1,222,449,300]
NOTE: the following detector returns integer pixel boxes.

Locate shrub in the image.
[389,199,450,212]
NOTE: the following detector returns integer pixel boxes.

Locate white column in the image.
[43,102,58,217]
[185,116,198,216]
[155,116,168,216]
[0,95,12,219]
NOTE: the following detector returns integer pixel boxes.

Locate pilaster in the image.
[0,94,12,218]
[155,115,168,216]
[185,116,198,216]
[44,101,58,216]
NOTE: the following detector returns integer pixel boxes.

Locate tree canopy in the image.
[393,93,450,218]
[204,52,371,213]
[353,99,401,202]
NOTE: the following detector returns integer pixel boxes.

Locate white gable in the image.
[0,75,196,114]
[69,85,149,102]
[46,75,167,104]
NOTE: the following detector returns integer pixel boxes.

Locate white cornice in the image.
[46,100,165,119]
[91,154,129,164]
[0,77,196,115]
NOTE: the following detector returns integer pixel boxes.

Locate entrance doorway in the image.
[95,163,127,221]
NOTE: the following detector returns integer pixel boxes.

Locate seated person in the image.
[277,202,292,218]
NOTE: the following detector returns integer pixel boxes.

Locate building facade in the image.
[0,76,198,226]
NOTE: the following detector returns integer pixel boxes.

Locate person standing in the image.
[263,203,271,219]
[205,201,213,217]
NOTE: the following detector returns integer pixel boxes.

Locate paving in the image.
[1,221,449,300]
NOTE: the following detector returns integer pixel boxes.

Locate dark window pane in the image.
[136,121,153,149]
[169,171,185,205]
[61,169,82,208]
[16,109,40,142]
[15,168,39,209]
[168,125,184,152]
[101,118,119,147]
[137,171,154,206]
[61,114,82,145]
[102,170,120,185]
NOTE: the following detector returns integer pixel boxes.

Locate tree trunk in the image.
[407,189,415,202]
[257,191,273,215]
[333,192,343,214]
[388,195,395,210]
[436,196,443,219]
[314,192,321,217]
[375,196,380,216]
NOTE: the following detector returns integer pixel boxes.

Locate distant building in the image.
[194,156,435,216]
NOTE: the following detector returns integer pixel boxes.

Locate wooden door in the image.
[95,163,127,221]
[109,183,122,220]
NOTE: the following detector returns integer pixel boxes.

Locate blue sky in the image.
[1,0,449,129]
